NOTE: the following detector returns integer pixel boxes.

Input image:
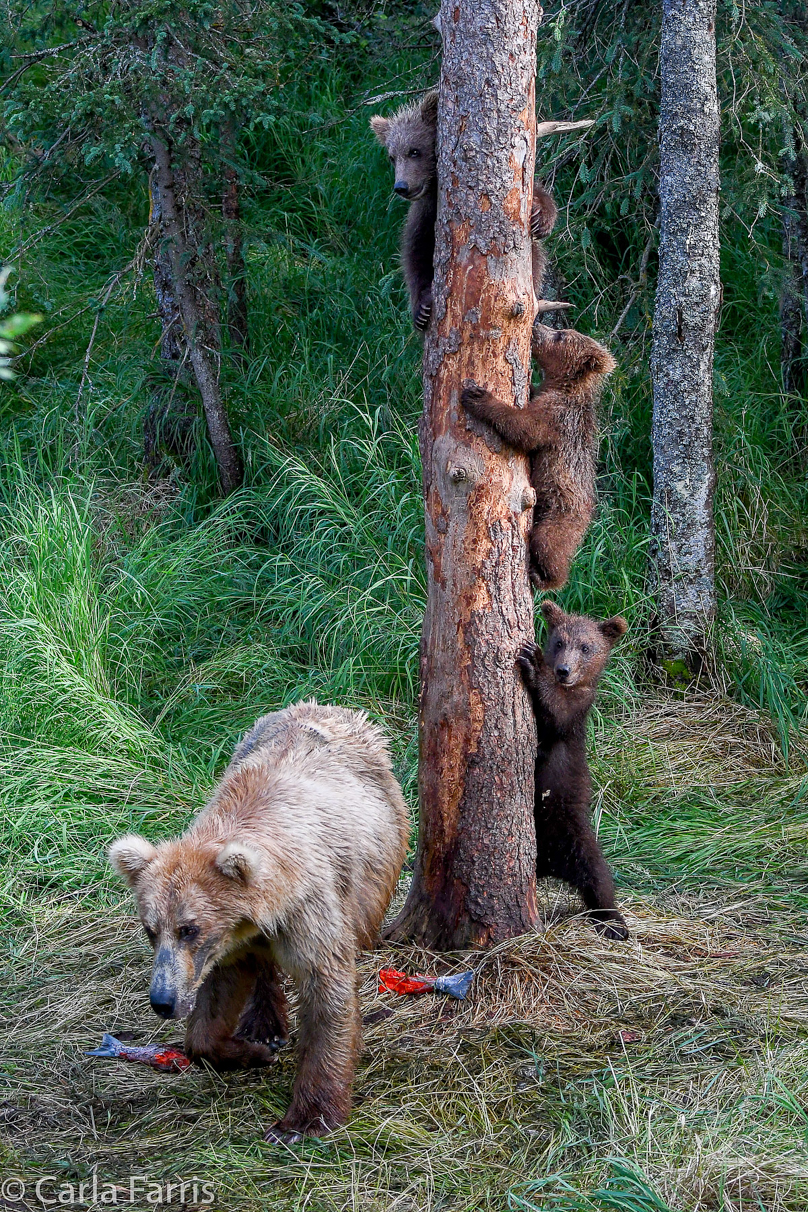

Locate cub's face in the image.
[532,324,617,387]
[108,835,263,1019]
[541,601,627,689]
[370,93,438,202]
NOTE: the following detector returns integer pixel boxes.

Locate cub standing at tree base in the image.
[518,601,629,939]
[462,325,616,590]
[370,91,563,330]
[108,701,409,1144]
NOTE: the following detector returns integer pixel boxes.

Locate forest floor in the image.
[4,691,808,1212]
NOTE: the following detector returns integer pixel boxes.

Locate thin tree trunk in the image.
[222,122,249,359]
[149,132,243,494]
[387,0,539,950]
[649,0,720,671]
[780,133,808,399]
[148,172,184,367]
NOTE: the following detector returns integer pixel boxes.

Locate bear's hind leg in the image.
[236,952,289,1052]
[265,959,361,1145]
[529,514,587,592]
[546,815,628,941]
[185,954,280,1070]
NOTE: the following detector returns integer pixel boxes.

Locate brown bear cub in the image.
[109,701,409,1144]
[462,325,616,590]
[518,601,628,940]
[370,91,561,330]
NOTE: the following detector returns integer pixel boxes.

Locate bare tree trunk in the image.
[649,0,720,671]
[221,121,249,359]
[780,135,808,399]
[387,0,539,950]
[149,132,243,494]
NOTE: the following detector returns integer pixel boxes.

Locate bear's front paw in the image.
[264,1123,305,1146]
[460,383,490,417]
[594,914,629,942]
[530,191,557,240]
[517,641,542,688]
[265,1111,337,1145]
[413,290,433,331]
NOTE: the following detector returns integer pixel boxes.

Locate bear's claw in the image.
[264,1123,304,1146]
[594,915,629,941]
[414,300,432,330]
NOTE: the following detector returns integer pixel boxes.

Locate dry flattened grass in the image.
[3,891,808,1212]
[598,691,802,789]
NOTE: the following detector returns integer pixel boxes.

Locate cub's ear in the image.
[109,834,157,885]
[370,115,390,146]
[581,346,617,377]
[541,600,565,628]
[600,615,628,644]
[420,90,439,124]
[215,840,263,884]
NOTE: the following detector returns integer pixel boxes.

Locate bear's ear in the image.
[600,615,628,644]
[420,90,439,125]
[541,600,565,629]
[109,834,157,885]
[215,840,263,884]
[370,115,390,146]
[581,346,617,378]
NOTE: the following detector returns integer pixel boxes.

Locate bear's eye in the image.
[389,154,395,164]
[408,148,420,158]
[555,640,563,652]
[177,924,199,943]
[581,644,590,655]
[143,924,157,945]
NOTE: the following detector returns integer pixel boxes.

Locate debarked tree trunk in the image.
[386,0,540,950]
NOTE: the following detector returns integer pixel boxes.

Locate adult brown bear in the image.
[109,701,409,1144]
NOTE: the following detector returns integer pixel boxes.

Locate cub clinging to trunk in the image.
[109,701,409,1145]
[462,324,616,590]
[370,90,564,330]
[518,601,628,939]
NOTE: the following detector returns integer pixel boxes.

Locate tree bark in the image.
[387,0,539,950]
[649,0,720,671]
[148,173,184,368]
[149,132,243,494]
[780,134,808,399]
[222,121,249,359]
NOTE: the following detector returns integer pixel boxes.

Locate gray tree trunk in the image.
[780,133,808,399]
[650,0,721,671]
[386,0,539,949]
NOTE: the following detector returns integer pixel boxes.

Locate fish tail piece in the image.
[85,1033,121,1058]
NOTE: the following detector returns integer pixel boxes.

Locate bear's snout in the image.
[149,948,188,1019]
[394,180,410,198]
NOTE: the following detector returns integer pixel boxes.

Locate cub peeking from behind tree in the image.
[370,91,562,330]
[462,325,616,590]
[518,601,628,939]
[108,701,409,1145]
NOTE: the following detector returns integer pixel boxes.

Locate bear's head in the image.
[370,91,438,202]
[108,832,267,1019]
[541,600,627,689]
[531,324,617,391]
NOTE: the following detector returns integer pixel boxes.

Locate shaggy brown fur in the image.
[461,325,616,590]
[109,701,409,1145]
[518,601,628,939]
[370,91,559,330]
